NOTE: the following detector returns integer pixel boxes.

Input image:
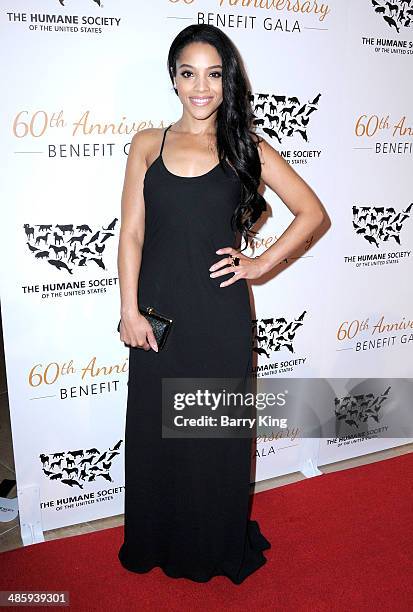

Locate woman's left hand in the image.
[209,247,266,287]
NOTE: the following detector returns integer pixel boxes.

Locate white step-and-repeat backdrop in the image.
[0,1,411,541]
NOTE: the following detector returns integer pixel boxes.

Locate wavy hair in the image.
[167,24,266,251]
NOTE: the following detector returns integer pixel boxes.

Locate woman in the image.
[117,24,326,584]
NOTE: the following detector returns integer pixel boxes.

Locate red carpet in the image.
[1,453,412,611]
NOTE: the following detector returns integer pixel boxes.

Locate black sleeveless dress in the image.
[118,123,270,584]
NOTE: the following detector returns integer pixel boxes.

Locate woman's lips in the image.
[189,97,213,107]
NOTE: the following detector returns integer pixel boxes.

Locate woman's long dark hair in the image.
[167,24,267,251]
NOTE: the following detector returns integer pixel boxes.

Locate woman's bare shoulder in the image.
[129,127,165,166]
[130,127,164,149]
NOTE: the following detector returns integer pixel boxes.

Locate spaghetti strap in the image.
[159,123,173,156]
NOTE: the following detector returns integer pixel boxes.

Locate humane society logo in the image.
[344,202,412,268]
[330,384,395,446]
[249,91,321,145]
[372,0,413,32]
[21,219,119,299]
[251,311,308,377]
[363,1,413,57]
[5,2,121,35]
[352,203,412,247]
[334,386,389,429]
[40,440,123,490]
[24,219,117,273]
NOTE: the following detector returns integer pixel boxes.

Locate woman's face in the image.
[172,42,223,120]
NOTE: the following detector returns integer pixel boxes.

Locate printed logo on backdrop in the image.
[39,440,125,512]
[353,113,413,156]
[22,219,118,299]
[5,2,121,35]
[189,1,331,32]
[327,379,413,448]
[344,202,412,268]
[29,354,127,400]
[40,440,122,490]
[361,0,413,56]
[249,92,322,166]
[333,385,389,437]
[246,232,314,260]
[372,0,413,33]
[251,311,308,377]
[336,314,413,355]
[24,219,117,273]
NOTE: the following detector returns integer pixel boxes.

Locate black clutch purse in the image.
[117,305,173,350]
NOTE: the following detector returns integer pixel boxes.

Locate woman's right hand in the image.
[119,311,158,352]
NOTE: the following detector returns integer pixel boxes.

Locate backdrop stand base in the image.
[18,485,44,545]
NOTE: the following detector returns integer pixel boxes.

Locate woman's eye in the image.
[179,71,222,78]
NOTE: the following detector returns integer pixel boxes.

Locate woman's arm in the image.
[210,137,330,287]
[254,137,330,274]
[117,130,158,351]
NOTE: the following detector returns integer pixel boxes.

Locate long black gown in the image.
[118,123,270,584]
